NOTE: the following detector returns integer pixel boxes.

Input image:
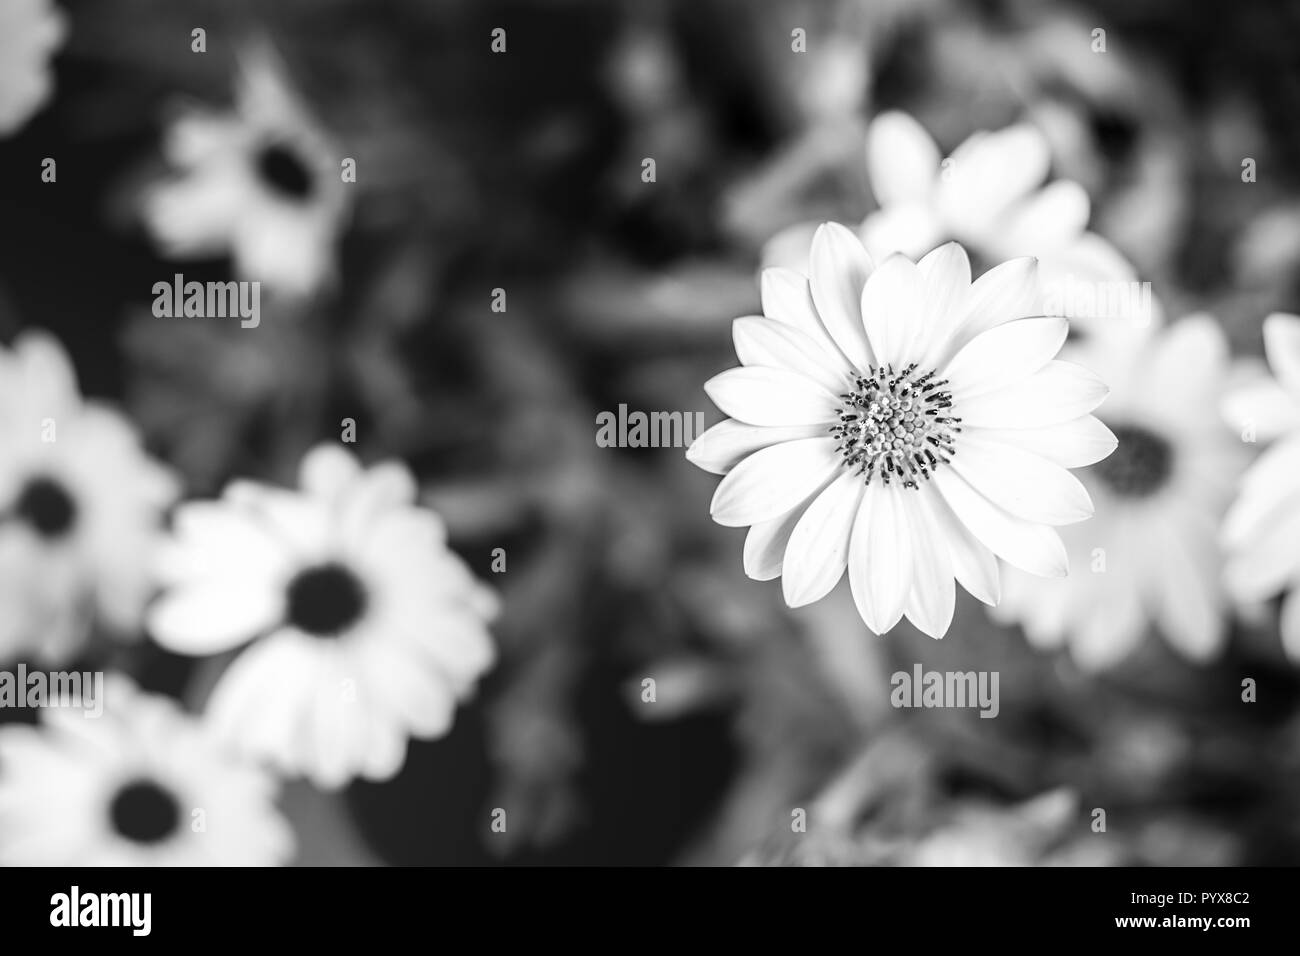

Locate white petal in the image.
[732,316,851,393]
[957,361,1109,428]
[1148,507,1224,662]
[13,331,80,414]
[970,416,1117,468]
[1221,375,1300,443]
[933,468,1067,577]
[1070,575,1146,672]
[913,242,972,369]
[944,317,1067,401]
[781,472,864,607]
[744,507,806,581]
[760,267,845,362]
[686,419,826,475]
[385,607,496,696]
[1263,312,1300,398]
[939,125,1050,236]
[205,630,327,776]
[1134,315,1228,418]
[141,173,247,256]
[859,203,943,260]
[759,221,817,274]
[704,366,839,426]
[848,482,911,633]
[340,461,417,545]
[710,437,840,527]
[950,431,1093,525]
[1224,433,1300,545]
[860,253,924,369]
[807,223,875,371]
[1000,180,1090,250]
[299,444,362,502]
[904,492,955,637]
[865,111,939,206]
[926,488,1000,604]
[226,483,332,559]
[1223,501,1300,601]
[945,257,1040,361]
[158,501,292,584]
[148,580,283,654]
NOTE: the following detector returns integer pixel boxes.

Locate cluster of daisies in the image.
[0,332,498,865]
[3,0,1299,867]
[690,109,1300,672]
[0,8,494,865]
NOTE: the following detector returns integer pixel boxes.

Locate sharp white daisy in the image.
[687,224,1113,639]
[1221,313,1300,661]
[0,331,178,665]
[994,317,1245,670]
[0,674,293,865]
[147,444,498,788]
[142,42,349,297]
[763,110,1155,341]
[0,0,66,136]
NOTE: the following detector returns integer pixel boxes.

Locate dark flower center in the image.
[255,142,315,201]
[831,362,960,489]
[109,778,181,844]
[1091,422,1173,498]
[286,562,368,636]
[13,475,78,539]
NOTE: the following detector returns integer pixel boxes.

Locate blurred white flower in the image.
[0,332,178,664]
[1222,313,1300,661]
[148,445,497,788]
[142,43,349,297]
[0,0,66,136]
[688,225,1112,639]
[995,317,1245,670]
[0,675,292,865]
[764,111,1156,340]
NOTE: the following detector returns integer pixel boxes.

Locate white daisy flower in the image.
[687,224,1113,639]
[0,675,293,865]
[994,317,1246,670]
[764,111,1155,341]
[1221,313,1300,661]
[0,0,66,136]
[147,445,498,788]
[142,43,349,297]
[0,331,178,664]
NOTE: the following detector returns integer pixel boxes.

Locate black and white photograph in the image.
[0,0,1296,906]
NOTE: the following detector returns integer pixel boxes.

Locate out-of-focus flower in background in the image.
[763,111,1156,338]
[148,445,497,788]
[689,226,1111,638]
[996,317,1245,670]
[0,675,293,866]
[141,42,350,298]
[0,331,178,665]
[1222,313,1300,661]
[0,0,66,137]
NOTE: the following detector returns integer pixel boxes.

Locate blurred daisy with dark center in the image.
[0,0,66,136]
[148,445,498,788]
[1222,313,1300,661]
[0,332,178,664]
[688,226,1113,639]
[142,43,349,297]
[0,675,292,865]
[764,110,1155,342]
[994,317,1245,669]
